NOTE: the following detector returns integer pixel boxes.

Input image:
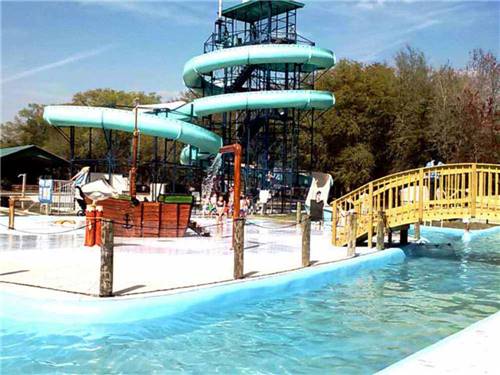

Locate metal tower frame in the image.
[64,1,324,210]
[199,1,318,211]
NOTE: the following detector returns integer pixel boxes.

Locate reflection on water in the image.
[0,232,84,251]
[408,228,500,266]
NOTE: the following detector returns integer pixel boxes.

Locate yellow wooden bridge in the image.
[331,163,500,246]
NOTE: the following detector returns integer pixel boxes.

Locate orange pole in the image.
[220,144,242,220]
[84,206,96,247]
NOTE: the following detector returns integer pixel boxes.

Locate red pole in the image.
[220,144,242,220]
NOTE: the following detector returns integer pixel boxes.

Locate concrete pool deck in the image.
[379,311,500,374]
[0,214,374,297]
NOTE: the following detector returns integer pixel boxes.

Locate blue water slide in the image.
[43,44,336,164]
[182,44,336,94]
[43,105,223,165]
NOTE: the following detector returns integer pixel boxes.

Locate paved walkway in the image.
[0,215,372,297]
[379,311,500,374]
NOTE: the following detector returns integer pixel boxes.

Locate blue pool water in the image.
[1,228,499,374]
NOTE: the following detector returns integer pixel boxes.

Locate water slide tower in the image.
[44,0,335,211]
[198,0,334,209]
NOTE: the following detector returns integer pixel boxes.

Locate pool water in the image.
[1,228,499,374]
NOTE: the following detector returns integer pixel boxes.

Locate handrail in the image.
[333,163,497,201]
[331,163,500,246]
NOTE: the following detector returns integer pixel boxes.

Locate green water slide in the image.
[43,44,335,165]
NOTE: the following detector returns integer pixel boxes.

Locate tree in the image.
[467,49,500,108]
[71,88,161,107]
[0,104,56,148]
[390,46,434,171]
[310,59,396,192]
[358,63,397,177]
[456,88,498,163]
[333,144,374,192]
[428,65,467,162]
[70,89,162,171]
[426,50,499,164]
[463,49,500,162]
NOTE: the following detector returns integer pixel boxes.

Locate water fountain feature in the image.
[201,153,223,199]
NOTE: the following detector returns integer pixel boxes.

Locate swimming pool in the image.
[1,227,499,373]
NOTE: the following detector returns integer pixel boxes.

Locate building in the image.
[0,145,69,188]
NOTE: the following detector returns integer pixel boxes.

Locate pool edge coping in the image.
[1,248,406,324]
[377,310,500,374]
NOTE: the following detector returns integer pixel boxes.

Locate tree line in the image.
[309,46,498,194]
[1,46,498,195]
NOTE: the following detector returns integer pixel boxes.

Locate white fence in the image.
[39,179,76,214]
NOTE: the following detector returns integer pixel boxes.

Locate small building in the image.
[0,144,69,189]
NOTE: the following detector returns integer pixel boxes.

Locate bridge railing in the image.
[331,163,500,246]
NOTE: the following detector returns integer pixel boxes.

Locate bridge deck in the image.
[332,163,500,246]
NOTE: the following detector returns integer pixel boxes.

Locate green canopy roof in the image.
[0,144,68,164]
[222,0,304,23]
[0,144,34,158]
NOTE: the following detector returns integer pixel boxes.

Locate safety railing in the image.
[50,179,76,214]
[332,163,500,246]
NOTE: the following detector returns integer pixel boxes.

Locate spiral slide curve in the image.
[43,44,336,165]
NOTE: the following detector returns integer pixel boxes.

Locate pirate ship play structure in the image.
[80,103,197,239]
[98,194,194,238]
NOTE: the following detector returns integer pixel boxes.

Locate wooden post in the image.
[400,225,408,245]
[332,200,338,245]
[129,102,140,198]
[470,163,477,217]
[478,170,484,213]
[367,182,374,248]
[376,211,385,251]
[233,146,242,219]
[95,206,103,246]
[301,214,311,267]
[418,168,424,222]
[414,221,421,240]
[233,218,245,279]
[220,144,242,220]
[347,212,357,257]
[388,230,393,246]
[19,173,26,210]
[8,197,15,230]
[99,219,114,297]
[296,201,302,225]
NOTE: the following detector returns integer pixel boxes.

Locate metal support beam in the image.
[69,126,75,176]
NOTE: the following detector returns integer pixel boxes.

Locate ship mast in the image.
[129,98,139,198]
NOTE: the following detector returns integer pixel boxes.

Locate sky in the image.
[1,0,499,122]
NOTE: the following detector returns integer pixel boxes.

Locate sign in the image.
[39,179,53,204]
